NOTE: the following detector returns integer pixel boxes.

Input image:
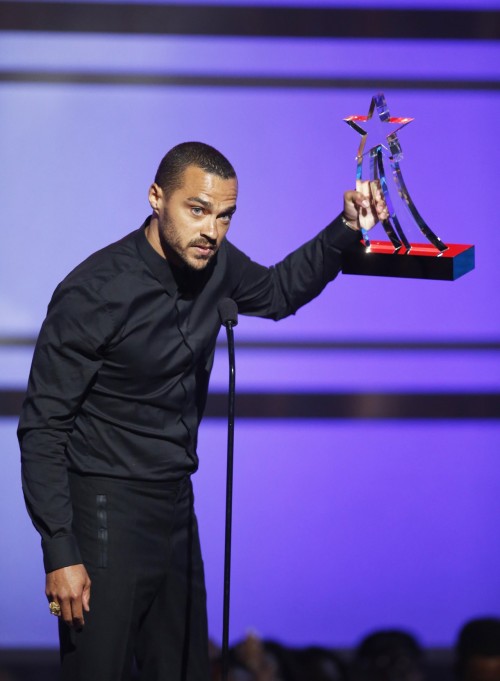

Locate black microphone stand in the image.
[218,299,238,681]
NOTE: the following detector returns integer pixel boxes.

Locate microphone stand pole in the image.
[221,309,237,681]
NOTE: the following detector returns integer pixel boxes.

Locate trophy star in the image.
[344,93,413,160]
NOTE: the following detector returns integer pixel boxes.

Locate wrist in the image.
[341,213,359,232]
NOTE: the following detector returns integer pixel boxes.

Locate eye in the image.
[219,213,233,224]
[191,206,204,216]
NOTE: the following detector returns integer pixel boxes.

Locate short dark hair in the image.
[353,630,424,681]
[456,618,500,677]
[154,142,236,197]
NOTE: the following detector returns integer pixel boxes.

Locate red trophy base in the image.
[341,241,475,281]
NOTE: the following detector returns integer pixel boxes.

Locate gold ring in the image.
[49,601,61,617]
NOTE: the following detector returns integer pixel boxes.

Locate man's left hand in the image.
[343,180,389,232]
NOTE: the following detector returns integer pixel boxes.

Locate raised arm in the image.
[228,187,387,320]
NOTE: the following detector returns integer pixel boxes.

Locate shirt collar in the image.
[135,217,177,296]
[135,217,219,299]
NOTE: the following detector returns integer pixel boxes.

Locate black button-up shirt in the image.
[18,216,358,572]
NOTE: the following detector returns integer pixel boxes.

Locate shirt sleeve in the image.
[18,280,115,573]
[228,214,360,320]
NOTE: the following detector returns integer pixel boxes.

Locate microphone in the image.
[218,298,238,328]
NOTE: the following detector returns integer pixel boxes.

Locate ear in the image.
[148,183,163,213]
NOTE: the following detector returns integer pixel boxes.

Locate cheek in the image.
[219,224,230,241]
[162,214,187,245]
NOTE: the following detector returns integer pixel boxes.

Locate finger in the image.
[375,196,389,220]
[60,597,75,628]
[82,579,91,613]
[356,179,371,201]
[357,192,371,212]
[46,585,62,618]
[70,594,86,630]
[348,189,370,209]
[370,180,385,206]
[47,599,62,618]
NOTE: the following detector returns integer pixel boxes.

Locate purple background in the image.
[1,4,499,651]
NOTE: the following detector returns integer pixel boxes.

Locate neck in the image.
[145,215,166,259]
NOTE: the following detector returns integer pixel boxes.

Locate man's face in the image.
[150,165,238,271]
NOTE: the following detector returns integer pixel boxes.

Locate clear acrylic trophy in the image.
[341,93,475,280]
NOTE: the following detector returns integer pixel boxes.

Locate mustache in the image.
[188,238,216,249]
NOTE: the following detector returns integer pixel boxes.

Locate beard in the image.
[159,213,217,272]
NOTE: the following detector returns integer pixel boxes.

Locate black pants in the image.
[60,472,209,681]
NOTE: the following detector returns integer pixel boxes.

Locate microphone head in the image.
[218,298,238,327]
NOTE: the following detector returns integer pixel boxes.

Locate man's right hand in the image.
[46,564,91,629]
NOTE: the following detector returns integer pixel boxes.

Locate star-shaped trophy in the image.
[341,93,474,280]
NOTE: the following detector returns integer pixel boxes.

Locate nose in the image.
[201,217,218,242]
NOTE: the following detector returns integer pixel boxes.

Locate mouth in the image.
[191,243,215,258]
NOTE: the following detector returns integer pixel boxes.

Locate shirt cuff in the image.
[324,213,362,252]
[42,534,83,574]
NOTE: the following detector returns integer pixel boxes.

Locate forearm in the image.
[231,214,360,320]
[270,213,361,317]
[20,425,82,572]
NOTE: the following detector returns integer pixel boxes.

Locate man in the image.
[18,141,387,680]
[455,618,500,681]
[351,629,425,681]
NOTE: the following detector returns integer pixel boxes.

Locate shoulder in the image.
[62,229,140,286]
[44,229,147,337]
[38,231,144,345]
[216,238,256,286]
[219,238,253,268]
[51,229,145,304]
